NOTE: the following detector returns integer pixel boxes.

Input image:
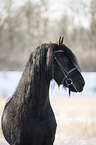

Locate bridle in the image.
[54,50,80,92]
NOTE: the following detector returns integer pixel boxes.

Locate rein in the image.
[54,50,79,92]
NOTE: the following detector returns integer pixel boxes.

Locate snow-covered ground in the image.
[0,72,96,98]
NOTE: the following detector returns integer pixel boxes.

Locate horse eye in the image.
[62,57,68,62]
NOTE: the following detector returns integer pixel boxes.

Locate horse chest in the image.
[21,111,57,144]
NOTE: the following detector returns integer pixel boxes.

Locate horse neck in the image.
[16,53,52,114]
[23,65,51,116]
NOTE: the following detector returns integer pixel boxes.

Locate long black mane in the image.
[10,43,55,118]
[16,44,53,94]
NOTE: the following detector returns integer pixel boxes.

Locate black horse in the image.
[1,36,85,145]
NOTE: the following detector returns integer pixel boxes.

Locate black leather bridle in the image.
[54,50,80,92]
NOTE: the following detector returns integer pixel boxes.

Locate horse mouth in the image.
[63,82,84,96]
[68,83,84,93]
[68,85,78,93]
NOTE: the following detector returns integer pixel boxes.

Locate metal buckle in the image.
[66,78,73,86]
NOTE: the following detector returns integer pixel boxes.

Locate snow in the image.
[0,72,96,98]
[0,71,22,98]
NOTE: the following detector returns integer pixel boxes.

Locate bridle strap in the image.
[55,57,76,77]
[67,68,77,75]
[54,57,67,78]
[54,56,78,92]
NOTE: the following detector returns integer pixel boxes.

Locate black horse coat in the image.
[1,39,85,145]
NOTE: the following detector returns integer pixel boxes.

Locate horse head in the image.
[53,36,85,94]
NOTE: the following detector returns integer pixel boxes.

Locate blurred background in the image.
[0,0,96,145]
[0,0,96,71]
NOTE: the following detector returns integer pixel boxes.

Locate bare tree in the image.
[90,0,96,48]
[0,0,96,71]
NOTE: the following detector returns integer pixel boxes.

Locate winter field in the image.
[0,72,96,98]
[0,97,96,145]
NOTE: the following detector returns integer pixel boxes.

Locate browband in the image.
[55,50,64,53]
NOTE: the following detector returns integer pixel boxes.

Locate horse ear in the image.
[56,36,64,45]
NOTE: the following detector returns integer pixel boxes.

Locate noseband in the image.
[54,50,79,92]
